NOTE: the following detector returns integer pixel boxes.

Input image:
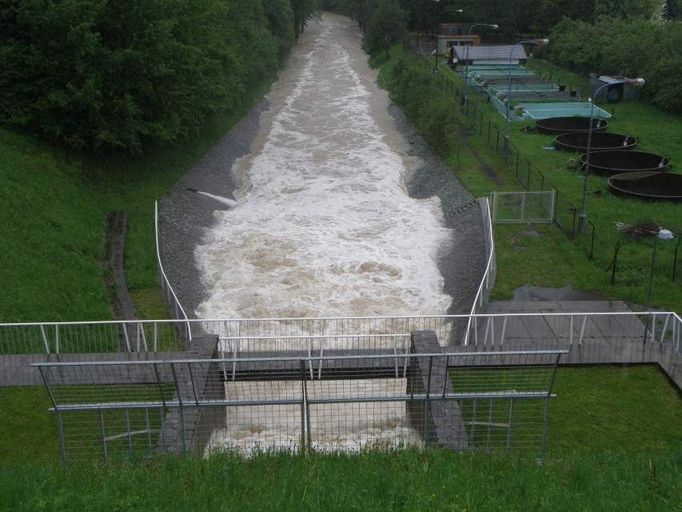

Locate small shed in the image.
[453,45,528,65]
[590,75,642,102]
[436,24,483,55]
[436,35,481,55]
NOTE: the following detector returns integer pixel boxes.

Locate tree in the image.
[291,0,319,39]
[364,0,407,56]
[595,0,658,18]
[265,0,295,60]
[0,0,305,153]
[652,0,679,20]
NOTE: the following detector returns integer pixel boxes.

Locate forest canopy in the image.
[0,0,318,153]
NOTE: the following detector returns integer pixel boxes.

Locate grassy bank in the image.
[0,80,273,323]
[3,365,681,465]
[2,447,682,511]
[376,48,681,311]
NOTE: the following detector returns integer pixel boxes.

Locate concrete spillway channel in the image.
[157,13,485,454]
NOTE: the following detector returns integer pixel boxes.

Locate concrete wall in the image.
[406,331,468,449]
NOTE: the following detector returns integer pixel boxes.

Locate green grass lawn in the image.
[549,366,682,454]
[2,449,682,511]
[2,365,682,511]
[0,80,272,324]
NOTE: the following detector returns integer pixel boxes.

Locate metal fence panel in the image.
[35,350,564,463]
[491,191,556,224]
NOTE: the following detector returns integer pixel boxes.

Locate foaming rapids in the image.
[194,20,453,323]
[197,15,453,457]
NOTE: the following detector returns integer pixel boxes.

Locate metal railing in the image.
[0,319,188,355]
[2,312,680,356]
[154,201,192,344]
[464,197,496,346]
[34,349,565,463]
[465,311,682,351]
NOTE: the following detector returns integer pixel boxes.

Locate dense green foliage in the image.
[441,0,597,39]
[363,0,407,56]
[343,0,677,44]
[452,0,675,37]
[0,0,317,153]
[545,16,682,113]
[379,55,463,153]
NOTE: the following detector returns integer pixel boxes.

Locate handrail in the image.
[464,197,496,345]
[1,310,679,329]
[31,349,570,368]
[154,201,192,343]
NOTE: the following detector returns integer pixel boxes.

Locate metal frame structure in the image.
[34,349,566,463]
[2,312,680,356]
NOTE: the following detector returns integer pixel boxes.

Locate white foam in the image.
[194,19,453,321]
[204,379,423,457]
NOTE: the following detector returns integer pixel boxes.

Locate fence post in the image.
[495,127,499,152]
[552,188,559,225]
[570,207,577,239]
[56,411,67,465]
[673,238,680,281]
[170,363,187,454]
[99,410,108,463]
[647,237,659,308]
[300,360,310,452]
[589,223,596,260]
[611,240,621,285]
[526,159,531,189]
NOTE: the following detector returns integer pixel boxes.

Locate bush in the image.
[379,55,463,156]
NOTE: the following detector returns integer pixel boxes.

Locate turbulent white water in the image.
[195,16,453,320]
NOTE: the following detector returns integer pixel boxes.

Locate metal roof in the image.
[453,45,528,62]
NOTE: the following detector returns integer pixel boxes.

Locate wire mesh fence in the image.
[490,191,555,224]
[35,349,565,463]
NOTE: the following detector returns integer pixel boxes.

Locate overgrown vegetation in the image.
[0,0,317,152]
[543,15,682,113]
